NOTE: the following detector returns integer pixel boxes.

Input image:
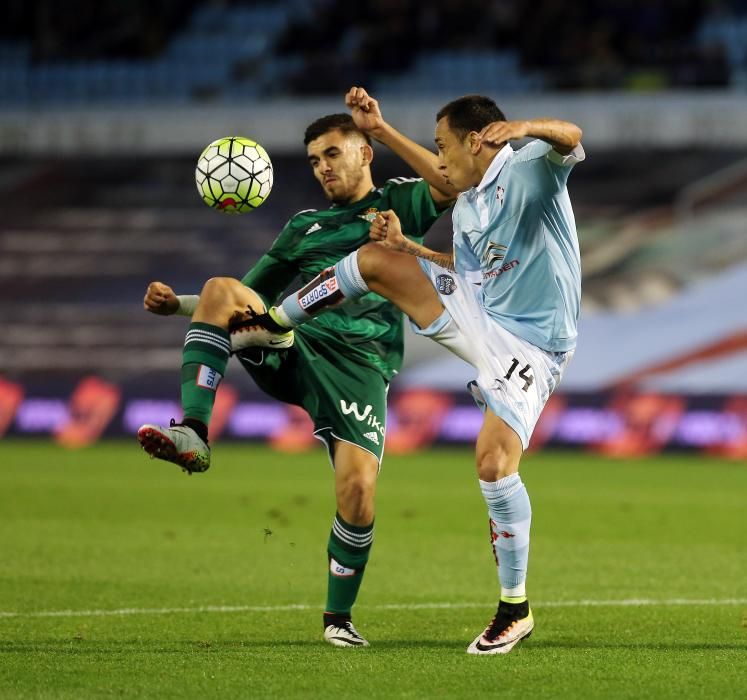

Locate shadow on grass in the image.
[2,639,747,654]
[522,639,747,652]
[0,639,463,654]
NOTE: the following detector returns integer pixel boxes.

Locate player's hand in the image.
[143,281,179,315]
[346,86,386,136]
[478,120,531,148]
[370,210,406,250]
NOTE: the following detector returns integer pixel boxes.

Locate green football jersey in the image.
[241,178,443,380]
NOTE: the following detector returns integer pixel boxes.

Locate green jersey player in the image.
[137,101,456,647]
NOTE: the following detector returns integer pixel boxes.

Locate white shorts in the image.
[412,261,573,449]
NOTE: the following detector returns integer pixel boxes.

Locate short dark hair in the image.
[436,96,506,139]
[303,113,372,146]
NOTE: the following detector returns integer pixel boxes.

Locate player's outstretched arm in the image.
[346,87,458,206]
[370,211,455,270]
[479,119,582,155]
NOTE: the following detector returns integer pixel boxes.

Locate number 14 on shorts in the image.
[504,358,534,392]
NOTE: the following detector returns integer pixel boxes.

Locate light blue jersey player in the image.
[400,134,585,454]
[452,139,583,353]
[251,88,584,657]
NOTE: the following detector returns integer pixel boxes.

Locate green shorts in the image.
[237,330,388,463]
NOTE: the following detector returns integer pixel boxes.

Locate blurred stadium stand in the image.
[1,0,745,104]
[1,1,747,454]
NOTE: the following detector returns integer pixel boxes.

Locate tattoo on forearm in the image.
[533,119,576,148]
[396,238,455,270]
[421,251,455,270]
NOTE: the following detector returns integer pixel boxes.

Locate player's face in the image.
[307,130,371,204]
[434,117,479,192]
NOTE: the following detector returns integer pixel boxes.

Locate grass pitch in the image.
[0,441,745,699]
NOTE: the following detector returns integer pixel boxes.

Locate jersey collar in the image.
[476,143,514,193]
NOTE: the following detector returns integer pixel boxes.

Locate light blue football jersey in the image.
[452,140,584,352]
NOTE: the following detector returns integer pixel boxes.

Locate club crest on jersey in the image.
[357,207,379,222]
[435,274,457,295]
[496,186,505,205]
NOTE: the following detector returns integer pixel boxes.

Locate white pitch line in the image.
[0,598,745,620]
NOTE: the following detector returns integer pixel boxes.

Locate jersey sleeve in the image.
[240,221,299,305]
[384,178,442,239]
[515,139,585,191]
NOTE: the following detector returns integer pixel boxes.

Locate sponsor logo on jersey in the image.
[483,259,520,280]
[435,274,457,295]
[340,400,372,421]
[329,558,356,577]
[483,242,507,267]
[363,431,380,445]
[304,222,322,235]
[297,267,343,311]
[357,207,379,223]
[339,400,385,437]
[196,365,222,391]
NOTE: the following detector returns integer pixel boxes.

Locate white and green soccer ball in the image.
[195,136,273,213]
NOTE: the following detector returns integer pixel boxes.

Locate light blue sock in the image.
[278,251,369,326]
[479,473,532,599]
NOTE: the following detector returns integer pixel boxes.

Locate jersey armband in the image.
[176,295,200,316]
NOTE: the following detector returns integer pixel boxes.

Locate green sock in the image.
[325,513,374,616]
[180,322,230,425]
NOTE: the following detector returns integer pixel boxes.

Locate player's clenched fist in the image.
[346,86,385,136]
[143,281,179,315]
[370,210,406,249]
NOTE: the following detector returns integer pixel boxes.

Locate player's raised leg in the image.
[467,409,534,655]
[263,243,444,333]
[138,277,269,473]
[323,440,378,647]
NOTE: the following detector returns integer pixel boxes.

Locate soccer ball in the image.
[195,136,273,213]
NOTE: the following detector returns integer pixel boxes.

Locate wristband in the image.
[176,294,200,316]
